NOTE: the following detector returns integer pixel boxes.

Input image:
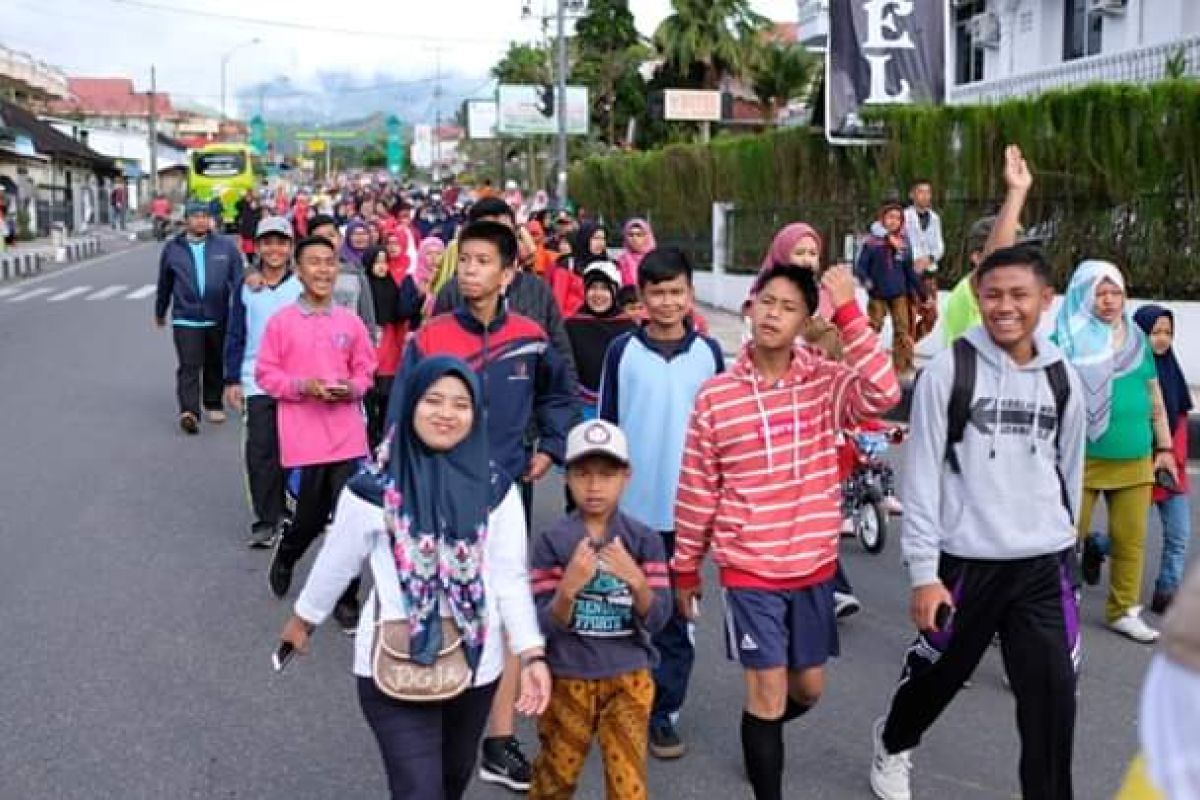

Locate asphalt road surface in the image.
[0,244,1181,799]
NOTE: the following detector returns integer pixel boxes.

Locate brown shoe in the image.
[206,409,227,424]
[179,412,200,435]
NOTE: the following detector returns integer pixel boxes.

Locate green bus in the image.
[187,144,265,229]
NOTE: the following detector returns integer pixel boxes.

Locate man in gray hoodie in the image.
[870,244,1087,800]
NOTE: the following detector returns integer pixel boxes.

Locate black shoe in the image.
[1150,591,1174,615]
[1082,534,1104,586]
[267,542,293,599]
[478,736,532,792]
[649,721,687,760]
[179,412,200,435]
[247,523,279,550]
[333,598,360,635]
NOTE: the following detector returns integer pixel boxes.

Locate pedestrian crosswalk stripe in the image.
[7,287,53,303]
[87,285,128,300]
[48,286,92,302]
[0,287,20,298]
[127,284,157,300]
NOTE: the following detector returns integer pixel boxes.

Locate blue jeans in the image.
[651,530,695,729]
[1152,494,1192,594]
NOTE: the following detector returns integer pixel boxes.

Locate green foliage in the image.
[749,42,820,122]
[492,43,552,86]
[653,0,770,89]
[571,82,1200,296]
[1165,47,1189,80]
[572,0,650,146]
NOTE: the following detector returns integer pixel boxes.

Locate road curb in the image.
[0,234,103,284]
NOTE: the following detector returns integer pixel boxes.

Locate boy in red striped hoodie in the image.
[672,263,900,800]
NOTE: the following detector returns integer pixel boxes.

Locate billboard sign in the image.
[496,84,589,136]
[663,90,722,122]
[466,100,498,140]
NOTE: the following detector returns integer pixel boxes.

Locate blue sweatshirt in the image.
[598,325,724,531]
[530,512,672,680]
[223,271,304,396]
[155,232,242,325]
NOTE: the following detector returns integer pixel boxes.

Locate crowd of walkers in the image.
[149,149,1198,799]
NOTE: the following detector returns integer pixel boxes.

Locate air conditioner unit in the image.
[968,12,1002,49]
[1090,0,1128,14]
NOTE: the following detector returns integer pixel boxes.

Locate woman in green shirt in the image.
[1055,261,1179,643]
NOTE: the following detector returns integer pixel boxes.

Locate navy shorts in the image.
[723,581,840,670]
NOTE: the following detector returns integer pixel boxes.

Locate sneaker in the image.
[870,717,912,800]
[1150,591,1174,615]
[840,517,855,537]
[1109,607,1159,643]
[881,495,904,515]
[648,721,687,760]
[267,541,293,599]
[478,736,532,792]
[1081,534,1104,586]
[206,409,227,424]
[247,524,279,550]
[333,598,360,635]
[179,412,200,435]
[834,591,862,619]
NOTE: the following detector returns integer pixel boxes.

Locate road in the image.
[0,243,1175,799]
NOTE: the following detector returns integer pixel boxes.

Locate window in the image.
[192,152,246,178]
[1064,0,1103,60]
[954,0,987,85]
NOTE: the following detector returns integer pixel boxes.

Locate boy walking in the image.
[671,264,900,800]
[258,235,376,631]
[528,420,672,800]
[855,201,924,375]
[869,245,1086,800]
[223,216,303,548]
[598,247,724,759]
[397,220,575,791]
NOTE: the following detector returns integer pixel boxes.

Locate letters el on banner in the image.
[826,0,945,145]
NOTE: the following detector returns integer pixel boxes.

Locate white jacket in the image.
[904,205,945,267]
[295,485,544,686]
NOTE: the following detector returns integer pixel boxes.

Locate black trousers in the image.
[881,550,1080,800]
[357,677,498,800]
[367,375,394,453]
[244,396,285,532]
[278,458,361,606]
[172,325,225,416]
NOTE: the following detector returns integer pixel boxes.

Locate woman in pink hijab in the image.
[616,218,656,286]
[413,237,446,318]
[757,222,842,358]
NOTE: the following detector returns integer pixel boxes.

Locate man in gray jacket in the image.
[905,179,944,342]
[870,244,1086,800]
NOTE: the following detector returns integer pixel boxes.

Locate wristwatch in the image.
[520,653,547,669]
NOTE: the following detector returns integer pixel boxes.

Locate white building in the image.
[45,118,188,208]
[795,0,1200,103]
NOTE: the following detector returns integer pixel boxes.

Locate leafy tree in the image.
[492,42,552,86]
[750,42,820,123]
[572,1,651,145]
[653,0,770,90]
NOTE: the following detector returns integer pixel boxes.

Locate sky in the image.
[4,0,798,117]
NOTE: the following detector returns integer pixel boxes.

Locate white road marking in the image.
[0,287,20,298]
[0,243,154,289]
[7,287,54,303]
[87,285,128,300]
[126,284,157,300]
[48,286,92,302]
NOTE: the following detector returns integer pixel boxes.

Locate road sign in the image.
[663,90,722,122]
[497,85,588,136]
[306,139,326,154]
[386,115,405,175]
[249,115,267,155]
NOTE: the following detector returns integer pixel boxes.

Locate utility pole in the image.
[148,65,159,196]
[554,0,568,207]
[432,48,445,184]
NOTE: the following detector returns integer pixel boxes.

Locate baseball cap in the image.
[184,200,210,216]
[582,261,621,288]
[255,216,294,240]
[565,420,630,467]
[966,215,1038,254]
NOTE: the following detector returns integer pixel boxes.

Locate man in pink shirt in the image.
[257,235,377,631]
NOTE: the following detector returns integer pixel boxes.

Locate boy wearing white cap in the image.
[528,420,673,800]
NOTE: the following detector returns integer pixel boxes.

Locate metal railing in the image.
[950,34,1200,104]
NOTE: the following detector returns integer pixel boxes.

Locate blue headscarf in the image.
[1134,304,1193,435]
[1054,260,1144,441]
[339,219,370,267]
[349,356,490,669]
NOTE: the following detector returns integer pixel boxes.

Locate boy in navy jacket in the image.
[155,201,243,433]
[855,200,924,375]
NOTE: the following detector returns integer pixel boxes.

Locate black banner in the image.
[826,0,945,144]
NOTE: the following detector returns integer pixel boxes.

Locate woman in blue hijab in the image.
[276,356,549,800]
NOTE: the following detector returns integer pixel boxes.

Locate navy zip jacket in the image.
[155,232,242,324]
[854,234,924,302]
[397,303,576,500]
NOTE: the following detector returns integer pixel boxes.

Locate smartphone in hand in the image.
[272,641,297,672]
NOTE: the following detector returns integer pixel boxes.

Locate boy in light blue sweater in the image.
[598,246,724,760]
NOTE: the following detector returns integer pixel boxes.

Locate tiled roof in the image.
[0,98,117,170]
[46,77,176,118]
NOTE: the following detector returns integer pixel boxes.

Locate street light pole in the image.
[220,37,261,121]
[555,0,568,207]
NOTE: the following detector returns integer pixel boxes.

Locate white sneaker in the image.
[840,517,855,536]
[870,717,912,800]
[882,496,904,515]
[1109,607,1159,643]
[834,591,862,619]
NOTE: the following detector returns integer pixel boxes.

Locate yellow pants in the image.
[529,669,654,800]
[1079,480,1152,623]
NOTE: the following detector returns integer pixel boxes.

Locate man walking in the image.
[155,201,242,434]
[111,181,127,231]
[904,179,944,342]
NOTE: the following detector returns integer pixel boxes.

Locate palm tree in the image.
[750,42,820,124]
[652,0,770,90]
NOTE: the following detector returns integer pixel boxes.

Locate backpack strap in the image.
[945,337,977,474]
[1044,360,1073,520]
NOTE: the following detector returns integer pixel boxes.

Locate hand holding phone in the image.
[934,603,955,632]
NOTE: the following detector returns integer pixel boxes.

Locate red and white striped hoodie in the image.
[672,303,900,591]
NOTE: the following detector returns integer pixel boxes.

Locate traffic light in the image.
[537,84,555,118]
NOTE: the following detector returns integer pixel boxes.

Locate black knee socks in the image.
[741,711,784,800]
[782,697,813,724]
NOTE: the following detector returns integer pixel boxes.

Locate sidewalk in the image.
[0,223,148,283]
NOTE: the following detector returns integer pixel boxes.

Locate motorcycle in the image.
[839,425,905,554]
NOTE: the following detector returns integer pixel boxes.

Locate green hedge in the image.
[570,82,1200,296]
